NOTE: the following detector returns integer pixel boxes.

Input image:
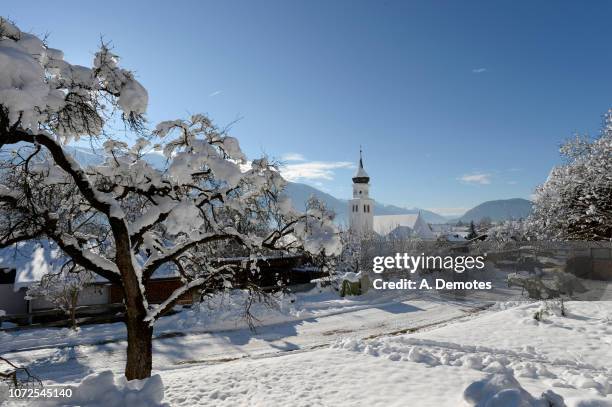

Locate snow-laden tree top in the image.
[0,17,147,139]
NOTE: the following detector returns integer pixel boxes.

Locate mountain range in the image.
[40,146,534,224]
[283,182,448,225]
[456,198,533,223]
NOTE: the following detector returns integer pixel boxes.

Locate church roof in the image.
[373,214,418,235]
[352,150,370,184]
[373,213,435,239]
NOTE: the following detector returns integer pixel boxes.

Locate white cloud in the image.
[281,152,306,162]
[281,161,354,182]
[458,173,491,185]
[209,90,223,97]
[472,68,487,73]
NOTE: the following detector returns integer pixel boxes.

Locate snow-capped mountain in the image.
[457,198,533,223]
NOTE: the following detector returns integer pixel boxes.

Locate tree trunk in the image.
[125,313,153,380]
[112,223,154,381]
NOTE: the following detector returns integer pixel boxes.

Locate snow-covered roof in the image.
[352,150,370,184]
[373,214,418,235]
[373,213,436,239]
[0,241,64,291]
[353,165,369,180]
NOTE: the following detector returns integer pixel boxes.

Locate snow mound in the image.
[49,370,169,407]
[463,373,566,407]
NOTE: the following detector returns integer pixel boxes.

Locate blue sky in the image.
[6,1,612,216]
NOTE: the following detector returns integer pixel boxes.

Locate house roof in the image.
[0,241,63,290]
[0,240,180,290]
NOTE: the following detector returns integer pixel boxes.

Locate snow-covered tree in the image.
[529,110,612,240]
[26,266,94,329]
[0,18,341,380]
[486,220,531,244]
[337,228,362,274]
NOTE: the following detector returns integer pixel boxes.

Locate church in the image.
[349,150,436,240]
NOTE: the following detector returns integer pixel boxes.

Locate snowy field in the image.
[1,289,611,406]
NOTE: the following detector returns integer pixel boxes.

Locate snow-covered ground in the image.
[1,288,611,406]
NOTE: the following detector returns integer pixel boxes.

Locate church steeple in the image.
[349,147,374,236]
[352,147,370,184]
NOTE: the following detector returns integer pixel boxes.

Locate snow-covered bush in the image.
[336,227,362,273]
[463,373,566,407]
[529,109,612,241]
[532,299,567,322]
[506,256,587,301]
[486,220,532,244]
[0,18,341,380]
[328,226,366,295]
[26,266,94,329]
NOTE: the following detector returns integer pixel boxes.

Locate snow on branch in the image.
[143,265,235,323]
[1,130,124,219]
[53,232,120,281]
[140,232,238,280]
[0,17,147,140]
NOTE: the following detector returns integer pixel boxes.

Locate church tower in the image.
[349,148,374,236]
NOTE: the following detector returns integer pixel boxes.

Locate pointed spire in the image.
[359,145,364,169]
